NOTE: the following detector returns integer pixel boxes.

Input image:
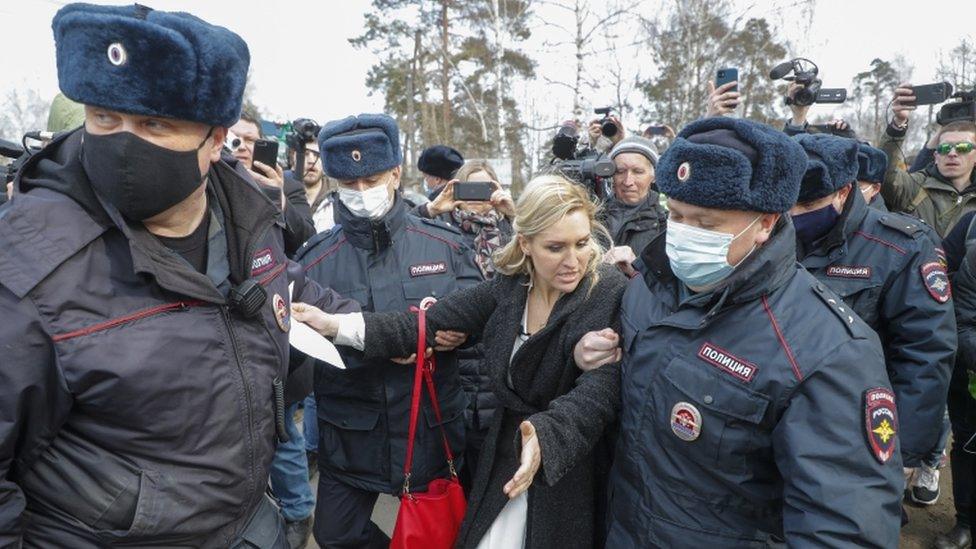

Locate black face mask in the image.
[81,128,213,220]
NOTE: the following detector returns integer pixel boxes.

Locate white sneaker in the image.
[910,464,940,505]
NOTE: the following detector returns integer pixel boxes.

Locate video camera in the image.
[549,120,615,199]
[0,133,46,206]
[770,58,847,107]
[285,118,321,181]
[937,89,976,125]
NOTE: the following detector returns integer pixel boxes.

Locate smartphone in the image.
[454,181,494,202]
[815,88,847,104]
[252,139,279,169]
[716,68,738,92]
[644,125,669,137]
[910,82,953,106]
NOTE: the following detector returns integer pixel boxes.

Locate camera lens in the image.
[601,120,618,137]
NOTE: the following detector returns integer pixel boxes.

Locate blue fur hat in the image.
[320,114,402,180]
[52,3,250,127]
[857,142,888,184]
[657,117,807,213]
[793,133,860,203]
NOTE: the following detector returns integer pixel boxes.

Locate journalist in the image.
[881,83,976,236]
[229,106,316,255]
[601,136,668,274]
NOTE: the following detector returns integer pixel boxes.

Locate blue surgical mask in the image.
[666,216,761,290]
[791,204,840,249]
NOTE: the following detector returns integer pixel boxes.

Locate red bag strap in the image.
[402,297,457,495]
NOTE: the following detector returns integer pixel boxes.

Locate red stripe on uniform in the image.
[761,294,803,382]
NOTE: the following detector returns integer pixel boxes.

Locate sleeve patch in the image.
[921,262,952,303]
[864,387,898,464]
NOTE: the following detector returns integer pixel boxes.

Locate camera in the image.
[224,131,242,151]
[594,107,618,138]
[937,89,976,125]
[285,118,321,181]
[548,122,615,198]
[1,137,34,206]
[769,58,847,107]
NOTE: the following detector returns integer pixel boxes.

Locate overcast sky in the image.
[2,0,974,131]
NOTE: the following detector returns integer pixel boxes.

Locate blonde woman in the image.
[294,175,627,548]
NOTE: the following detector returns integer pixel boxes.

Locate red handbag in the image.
[390,297,467,549]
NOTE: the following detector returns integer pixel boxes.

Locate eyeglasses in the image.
[936,141,976,155]
[304,149,320,161]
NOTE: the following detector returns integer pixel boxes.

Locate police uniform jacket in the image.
[607,219,903,548]
[0,130,358,548]
[799,190,955,466]
[295,195,482,494]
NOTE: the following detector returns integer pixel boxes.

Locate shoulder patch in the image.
[863,387,898,464]
[811,282,860,337]
[921,261,952,303]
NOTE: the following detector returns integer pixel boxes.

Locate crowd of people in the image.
[2,3,976,549]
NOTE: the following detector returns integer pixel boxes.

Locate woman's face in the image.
[459,169,496,215]
[519,209,593,294]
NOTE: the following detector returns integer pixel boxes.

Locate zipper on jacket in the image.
[221,305,258,501]
[52,300,202,342]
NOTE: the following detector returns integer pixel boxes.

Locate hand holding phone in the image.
[252,139,279,171]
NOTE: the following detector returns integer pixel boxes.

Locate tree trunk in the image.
[405,30,421,175]
[440,0,452,143]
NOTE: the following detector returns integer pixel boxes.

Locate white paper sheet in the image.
[287,282,346,369]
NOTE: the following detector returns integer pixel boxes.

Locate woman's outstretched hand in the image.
[504,421,541,499]
[291,302,339,338]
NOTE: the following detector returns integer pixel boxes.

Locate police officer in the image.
[295,114,482,547]
[857,142,890,211]
[0,5,358,547]
[607,118,902,547]
[789,133,955,506]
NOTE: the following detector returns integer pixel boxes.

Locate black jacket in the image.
[295,196,483,494]
[0,130,357,547]
[361,264,627,548]
[600,193,668,256]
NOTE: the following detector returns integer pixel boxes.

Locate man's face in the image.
[668,198,777,268]
[301,141,323,186]
[229,119,260,169]
[788,183,851,216]
[935,131,976,181]
[337,166,401,199]
[423,174,446,192]
[612,153,655,205]
[84,106,225,180]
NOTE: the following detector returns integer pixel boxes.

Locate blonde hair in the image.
[493,175,606,288]
[455,160,499,183]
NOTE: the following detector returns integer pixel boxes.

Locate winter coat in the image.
[0,129,358,547]
[360,264,628,548]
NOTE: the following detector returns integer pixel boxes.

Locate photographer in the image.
[601,136,667,275]
[587,113,625,152]
[229,107,316,255]
[288,134,333,233]
[881,83,976,236]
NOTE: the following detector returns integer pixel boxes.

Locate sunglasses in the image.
[936,141,976,155]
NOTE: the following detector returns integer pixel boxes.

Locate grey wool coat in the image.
[361,263,627,548]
